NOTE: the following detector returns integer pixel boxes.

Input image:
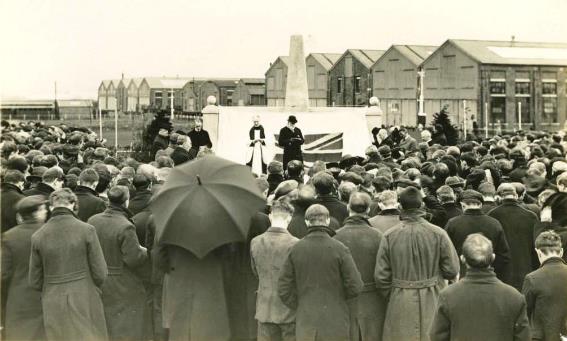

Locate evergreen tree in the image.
[432,105,459,145]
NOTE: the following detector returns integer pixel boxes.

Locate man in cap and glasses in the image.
[278,115,304,170]
[2,196,48,341]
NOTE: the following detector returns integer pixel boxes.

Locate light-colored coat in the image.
[374,209,459,341]
[29,207,108,341]
[251,226,299,323]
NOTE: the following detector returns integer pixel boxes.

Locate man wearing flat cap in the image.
[488,183,539,290]
[444,189,511,281]
[2,196,47,341]
[278,115,304,170]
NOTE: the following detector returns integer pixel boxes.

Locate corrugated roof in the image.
[446,39,567,66]
[347,49,386,69]
[393,45,438,66]
[143,77,191,89]
[58,99,94,107]
[265,56,290,75]
[309,53,342,70]
[210,79,240,87]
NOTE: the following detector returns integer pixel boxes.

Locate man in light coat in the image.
[88,186,148,341]
[430,234,530,341]
[278,204,363,341]
[29,188,108,341]
[375,187,459,341]
[334,192,385,341]
[251,200,299,341]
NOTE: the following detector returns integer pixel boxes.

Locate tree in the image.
[432,105,459,145]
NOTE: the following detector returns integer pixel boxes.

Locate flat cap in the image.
[497,183,517,197]
[16,195,47,215]
[461,189,484,203]
[445,176,465,188]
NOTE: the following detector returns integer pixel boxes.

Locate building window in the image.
[490,81,506,95]
[515,82,531,95]
[337,77,343,93]
[516,97,531,124]
[490,97,506,123]
[354,76,361,93]
[542,82,557,95]
[155,91,162,98]
[390,102,400,113]
[543,98,558,123]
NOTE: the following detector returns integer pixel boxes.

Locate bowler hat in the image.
[287,115,298,124]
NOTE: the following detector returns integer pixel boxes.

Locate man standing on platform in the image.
[278,115,304,170]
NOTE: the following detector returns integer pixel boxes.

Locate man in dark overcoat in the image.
[312,172,348,225]
[128,174,153,216]
[74,168,107,222]
[29,188,108,341]
[334,193,385,341]
[0,170,25,232]
[278,115,304,170]
[429,234,530,341]
[374,187,460,341]
[278,204,363,341]
[488,183,539,290]
[445,190,511,281]
[23,167,63,198]
[2,196,47,341]
[522,231,567,341]
[187,120,212,155]
[88,186,148,341]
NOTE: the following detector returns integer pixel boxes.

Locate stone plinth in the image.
[284,35,309,112]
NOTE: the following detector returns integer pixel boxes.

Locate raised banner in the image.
[215,107,371,167]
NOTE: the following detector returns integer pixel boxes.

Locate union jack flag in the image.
[274,133,343,166]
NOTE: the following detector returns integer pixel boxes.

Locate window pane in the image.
[337,77,343,93]
[542,82,557,95]
[515,82,530,95]
[490,97,506,123]
[543,98,558,123]
[490,82,506,94]
[354,76,361,93]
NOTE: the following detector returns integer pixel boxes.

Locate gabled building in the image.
[421,39,567,131]
[106,80,120,112]
[139,77,191,112]
[372,45,437,126]
[182,78,239,112]
[116,78,130,113]
[265,56,289,106]
[233,78,266,106]
[126,78,143,112]
[97,81,108,112]
[306,53,342,107]
[329,49,385,106]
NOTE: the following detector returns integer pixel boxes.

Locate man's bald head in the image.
[348,192,371,214]
[462,234,494,269]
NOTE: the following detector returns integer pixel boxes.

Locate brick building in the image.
[372,45,436,126]
[329,49,385,106]
[138,77,190,112]
[233,78,266,106]
[181,79,238,112]
[105,80,119,112]
[265,56,289,106]
[421,39,567,131]
[306,53,341,107]
[126,78,143,112]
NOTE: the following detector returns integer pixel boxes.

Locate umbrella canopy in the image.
[150,156,266,259]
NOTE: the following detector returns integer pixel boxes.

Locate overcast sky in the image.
[1,0,565,100]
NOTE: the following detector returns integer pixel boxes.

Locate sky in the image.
[1,0,566,100]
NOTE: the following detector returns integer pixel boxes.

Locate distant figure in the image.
[187,120,212,154]
[29,189,108,341]
[278,204,363,341]
[429,234,530,341]
[246,115,269,175]
[278,115,304,170]
[250,200,299,341]
[397,127,418,153]
[522,231,567,341]
[375,187,459,341]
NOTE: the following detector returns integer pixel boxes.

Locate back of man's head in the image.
[372,175,392,193]
[133,174,151,190]
[478,182,496,198]
[339,182,358,203]
[270,199,295,221]
[107,186,130,206]
[348,192,371,215]
[378,190,398,209]
[287,160,303,179]
[79,168,99,187]
[49,188,78,208]
[535,230,563,255]
[297,184,316,201]
[268,161,283,175]
[398,187,423,210]
[4,169,25,185]
[462,234,494,269]
[305,204,330,227]
[436,185,455,203]
[312,172,335,195]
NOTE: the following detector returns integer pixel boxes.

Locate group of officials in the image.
[1,116,567,341]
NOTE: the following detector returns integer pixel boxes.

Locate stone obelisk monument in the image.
[284,35,309,111]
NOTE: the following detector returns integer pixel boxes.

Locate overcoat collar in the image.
[464,208,484,216]
[342,215,372,228]
[74,185,99,196]
[306,225,336,237]
[1,182,23,194]
[267,226,289,234]
[379,208,400,216]
[105,204,134,219]
[50,207,79,219]
[462,268,499,284]
[541,257,566,267]
[400,208,427,221]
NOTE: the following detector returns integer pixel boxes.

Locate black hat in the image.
[339,155,363,170]
[461,189,484,204]
[287,115,298,124]
[26,166,48,182]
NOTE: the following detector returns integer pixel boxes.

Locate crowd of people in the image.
[1,115,567,341]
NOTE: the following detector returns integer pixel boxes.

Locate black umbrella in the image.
[150,156,265,259]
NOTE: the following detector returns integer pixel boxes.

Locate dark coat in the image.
[289,198,339,238]
[267,174,285,195]
[23,182,55,198]
[187,129,213,149]
[88,206,148,341]
[374,209,460,341]
[543,191,567,227]
[170,146,193,166]
[481,200,497,214]
[441,202,462,224]
[1,183,24,232]
[522,257,567,341]
[278,126,304,167]
[334,216,385,341]
[488,199,539,290]
[279,228,363,341]
[29,207,108,341]
[75,185,107,222]
[398,136,418,152]
[368,208,400,234]
[430,268,530,341]
[128,189,152,216]
[1,221,45,341]
[317,194,349,226]
[445,209,511,281]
